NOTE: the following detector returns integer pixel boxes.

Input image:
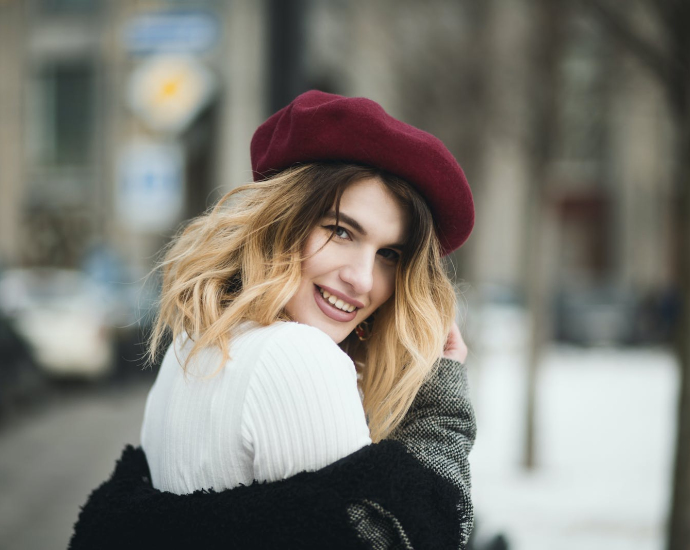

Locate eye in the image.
[323,225,351,240]
[378,248,400,263]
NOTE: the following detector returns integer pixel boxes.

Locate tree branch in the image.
[640,0,690,114]
[579,0,676,89]
[645,0,690,67]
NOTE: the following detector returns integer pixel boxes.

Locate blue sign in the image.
[123,10,220,55]
[117,140,185,232]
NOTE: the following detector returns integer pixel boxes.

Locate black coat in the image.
[69,358,476,549]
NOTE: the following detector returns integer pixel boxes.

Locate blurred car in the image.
[0,268,117,379]
[0,311,45,414]
[81,245,163,379]
[554,285,639,346]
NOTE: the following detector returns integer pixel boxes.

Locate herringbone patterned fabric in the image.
[348,358,476,549]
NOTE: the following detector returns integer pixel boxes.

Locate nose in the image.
[339,249,375,296]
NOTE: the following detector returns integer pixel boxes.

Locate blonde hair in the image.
[148,162,457,442]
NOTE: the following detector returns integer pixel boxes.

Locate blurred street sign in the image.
[123,10,219,55]
[127,55,216,135]
[117,140,185,232]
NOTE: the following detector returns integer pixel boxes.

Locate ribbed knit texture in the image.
[140,321,371,495]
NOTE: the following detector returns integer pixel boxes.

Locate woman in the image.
[70,90,476,549]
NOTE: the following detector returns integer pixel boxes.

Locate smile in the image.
[313,285,359,322]
[319,287,357,312]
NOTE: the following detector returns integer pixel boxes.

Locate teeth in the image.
[318,287,356,312]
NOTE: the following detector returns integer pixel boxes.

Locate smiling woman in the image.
[70,91,476,550]
[140,161,453,443]
[286,177,406,345]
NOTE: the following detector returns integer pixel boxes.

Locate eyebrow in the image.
[324,210,407,250]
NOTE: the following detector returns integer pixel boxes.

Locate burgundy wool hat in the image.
[250,90,474,255]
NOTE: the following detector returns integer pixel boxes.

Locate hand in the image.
[442,322,468,364]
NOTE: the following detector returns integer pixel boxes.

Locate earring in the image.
[354,317,373,341]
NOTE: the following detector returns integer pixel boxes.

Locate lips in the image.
[317,284,365,309]
[313,285,358,322]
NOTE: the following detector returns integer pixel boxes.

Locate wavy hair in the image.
[147,162,457,442]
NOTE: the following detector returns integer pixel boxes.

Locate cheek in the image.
[302,230,324,257]
[301,240,342,287]
[372,268,396,308]
[299,232,329,279]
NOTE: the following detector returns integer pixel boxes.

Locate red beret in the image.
[250,90,474,255]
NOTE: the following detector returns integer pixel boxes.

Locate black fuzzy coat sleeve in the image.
[69,359,475,550]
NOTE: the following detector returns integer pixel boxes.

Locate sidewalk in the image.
[0,382,151,550]
[468,313,677,550]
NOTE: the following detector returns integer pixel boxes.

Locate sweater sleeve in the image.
[388,358,476,548]
[242,323,372,483]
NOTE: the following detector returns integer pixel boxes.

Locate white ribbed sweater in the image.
[140,321,372,495]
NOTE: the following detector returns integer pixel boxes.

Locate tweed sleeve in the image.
[387,358,476,548]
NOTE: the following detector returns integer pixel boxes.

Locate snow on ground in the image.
[466,305,678,550]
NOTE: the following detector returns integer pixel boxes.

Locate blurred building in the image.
[0,0,267,275]
[0,0,676,344]
[304,0,676,344]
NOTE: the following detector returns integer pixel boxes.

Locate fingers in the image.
[442,322,468,363]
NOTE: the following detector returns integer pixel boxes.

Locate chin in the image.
[285,288,358,344]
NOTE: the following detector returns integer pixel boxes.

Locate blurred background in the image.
[0,0,688,549]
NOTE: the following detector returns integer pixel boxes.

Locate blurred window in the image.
[559,17,608,167]
[29,61,95,167]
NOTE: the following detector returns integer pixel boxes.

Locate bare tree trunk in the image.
[522,0,564,469]
[576,1,690,546]
[639,5,690,549]
[668,88,690,550]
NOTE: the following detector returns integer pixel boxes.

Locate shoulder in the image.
[254,321,340,345]
[245,322,353,364]
[268,321,348,350]
[251,322,357,380]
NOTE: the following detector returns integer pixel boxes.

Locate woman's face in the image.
[285,177,408,343]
